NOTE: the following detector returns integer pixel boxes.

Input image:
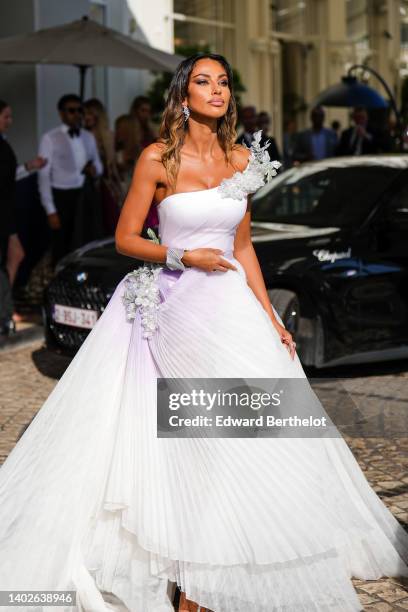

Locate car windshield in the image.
[251,166,401,228]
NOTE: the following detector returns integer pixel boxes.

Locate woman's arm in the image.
[233,199,296,359]
[115,144,172,264]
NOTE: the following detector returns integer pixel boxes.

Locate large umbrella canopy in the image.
[312,76,389,109]
[0,16,184,97]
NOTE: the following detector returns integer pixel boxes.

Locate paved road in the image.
[0,340,408,611]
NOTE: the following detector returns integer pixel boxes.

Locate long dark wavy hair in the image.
[158,53,239,190]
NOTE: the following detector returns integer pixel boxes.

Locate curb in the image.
[0,325,44,354]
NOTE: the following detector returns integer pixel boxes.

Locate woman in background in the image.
[84,98,124,235]
[129,97,159,233]
[114,113,141,196]
[0,100,46,335]
[129,95,157,150]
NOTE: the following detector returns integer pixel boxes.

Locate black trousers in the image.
[0,267,13,324]
[0,233,9,268]
[0,233,13,324]
[0,234,12,325]
[51,181,104,267]
[50,187,83,266]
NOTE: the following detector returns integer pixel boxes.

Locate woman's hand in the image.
[272,321,297,360]
[182,248,237,273]
[25,156,47,171]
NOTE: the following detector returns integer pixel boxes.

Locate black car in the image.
[43,155,408,368]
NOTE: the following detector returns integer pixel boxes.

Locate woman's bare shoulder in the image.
[138,141,166,163]
[133,142,167,184]
[231,143,251,170]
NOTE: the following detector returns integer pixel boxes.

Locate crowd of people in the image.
[283,104,395,165]
[239,103,396,168]
[0,95,399,340]
[0,93,157,338]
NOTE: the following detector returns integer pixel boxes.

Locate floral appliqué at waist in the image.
[122,263,163,339]
[122,228,164,339]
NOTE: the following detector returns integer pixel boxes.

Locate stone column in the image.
[235,0,282,148]
[368,0,401,105]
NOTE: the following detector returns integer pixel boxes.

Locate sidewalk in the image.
[0,316,44,354]
[0,341,408,609]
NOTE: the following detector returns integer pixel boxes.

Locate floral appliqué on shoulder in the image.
[122,228,163,339]
[218,130,282,200]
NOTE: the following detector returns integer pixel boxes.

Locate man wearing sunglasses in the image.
[38,94,103,265]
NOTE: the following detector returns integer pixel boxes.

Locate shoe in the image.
[0,318,16,336]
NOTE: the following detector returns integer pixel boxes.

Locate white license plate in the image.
[53,304,99,329]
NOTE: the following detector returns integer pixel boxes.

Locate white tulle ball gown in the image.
[0,132,408,612]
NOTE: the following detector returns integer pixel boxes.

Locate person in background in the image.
[257,110,281,162]
[83,98,123,235]
[282,117,297,168]
[0,100,46,336]
[331,119,341,140]
[236,105,258,147]
[83,98,116,174]
[129,95,157,151]
[129,97,159,232]
[115,114,140,195]
[236,105,281,171]
[336,106,393,156]
[292,106,338,163]
[38,94,103,266]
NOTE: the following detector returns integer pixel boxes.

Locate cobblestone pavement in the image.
[0,340,408,610]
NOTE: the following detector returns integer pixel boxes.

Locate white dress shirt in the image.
[38,124,103,215]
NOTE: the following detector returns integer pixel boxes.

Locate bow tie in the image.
[68,127,80,138]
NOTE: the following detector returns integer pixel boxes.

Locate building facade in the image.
[0,0,405,157]
[169,0,404,146]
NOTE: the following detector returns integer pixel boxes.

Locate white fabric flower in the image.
[219,130,282,200]
[122,263,163,338]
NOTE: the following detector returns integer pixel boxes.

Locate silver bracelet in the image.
[166,247,187,271]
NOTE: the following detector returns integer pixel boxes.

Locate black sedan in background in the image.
[43,156,408,368]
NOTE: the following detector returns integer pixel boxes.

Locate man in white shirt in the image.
[38,94,103,265]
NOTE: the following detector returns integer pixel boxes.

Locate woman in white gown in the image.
[1,52,408,612]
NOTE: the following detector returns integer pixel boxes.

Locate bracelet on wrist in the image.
[166,247,189,271]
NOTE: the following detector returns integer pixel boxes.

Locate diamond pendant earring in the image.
[182,105,190,122]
